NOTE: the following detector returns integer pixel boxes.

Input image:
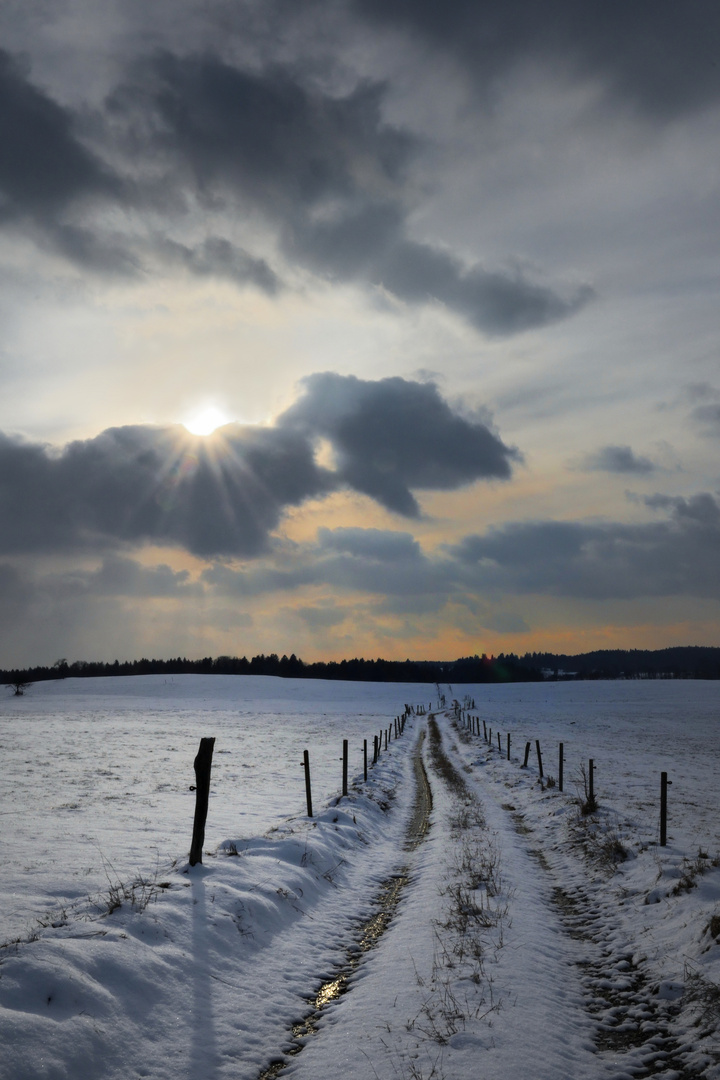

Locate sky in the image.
[1,0,719,668]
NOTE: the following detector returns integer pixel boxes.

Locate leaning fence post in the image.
[303,749,313,818]
[189,737,215,866]
[497,731,501,752]
[373,734,378,764]
[536,739,544,779]
[483,720,487,740]
[523,741,531,768]
[558,743,564,792]
[342,738,348,797]
[660,771,671,846]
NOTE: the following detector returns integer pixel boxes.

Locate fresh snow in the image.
[1,675,719,1079]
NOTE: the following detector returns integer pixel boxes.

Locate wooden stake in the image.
[303,749,313,818]
[536,739,543,779]
[364,738,368,782]
[660,771,671,846]
[523,741,531,768]
[342,738,348,797]
[558,743,564,792]
[507,732,511,761]
[189,737,215,866]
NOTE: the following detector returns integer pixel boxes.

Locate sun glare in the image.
[183,406,229,436]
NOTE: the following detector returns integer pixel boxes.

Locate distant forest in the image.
[2,646,720,687]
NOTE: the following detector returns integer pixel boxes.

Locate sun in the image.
[183,405,230,436]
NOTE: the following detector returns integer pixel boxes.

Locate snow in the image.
[1,676,719,1079]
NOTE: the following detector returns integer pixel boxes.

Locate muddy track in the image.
[257,730,433,1080]
[506,807,698,1079]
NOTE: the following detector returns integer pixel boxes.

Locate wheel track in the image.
[257,730,432,1080]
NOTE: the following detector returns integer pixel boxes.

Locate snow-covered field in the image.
[1,675,719,1079]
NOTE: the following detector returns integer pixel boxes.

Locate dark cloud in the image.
[0,424,331,558]
[450,492,720,599]
[296,604,347,629]
[108,51,413,215]
[51,556,203,599]
[0,50,120,221]
[203,525,450,601]
[316,525,422,562]
[160,236,281,292]
[580,445,657,475]
[0,375,514,555]
[288,205,592,334]
[280,372,518,515]
[108,51,590,333]
[351,0,720,120]
[692,403,720,436]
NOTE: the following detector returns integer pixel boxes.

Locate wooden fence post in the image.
[189,737,215,866]
[342,738,348,797]
[558,743,564,792]
[536,739,543,779]
[523,741,531,768]
[364,738,368,782]
[483,720,487,740]
[588,759,594,807]
[303,749,313,818]
[507,732,511,761]
[497,731,501,752]
[660,772,671,846]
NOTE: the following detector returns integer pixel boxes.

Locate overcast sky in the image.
[1,0,719,667]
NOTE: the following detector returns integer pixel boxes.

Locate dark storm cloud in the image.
[0,424,331,558]
[0,50,120,220]
[450,492,720,599]
[280,373,518,515]
[288,205,592,334]
[108,51,590,333]
[0,375,514,556]
[580,445,658,475]
[351,0,720,120]
[108,51,414,213]
[0,50,139,274]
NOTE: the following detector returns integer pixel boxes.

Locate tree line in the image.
[1,652,542,687]
[2,645,720,690]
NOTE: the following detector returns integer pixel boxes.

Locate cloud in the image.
[159,236,281,293]
[0,424,331,558]
[280,372,518,515]
[0,374,514,556]
[450,491,720,600]
[351,0,720,121]
[580,444,658,474]
[107,51,591,333]
[108,51,414,216]
[0,50,120,221]
[316,525,422,562]
[48,556,203,599]
[692,403,720,436]
[296,604,347,629]
[286,203,592,334]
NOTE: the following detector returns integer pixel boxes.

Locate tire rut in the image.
[504,807,698,1079]
[257,731,433,1080]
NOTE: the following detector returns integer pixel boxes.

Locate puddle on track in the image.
[257,733,433,1080]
